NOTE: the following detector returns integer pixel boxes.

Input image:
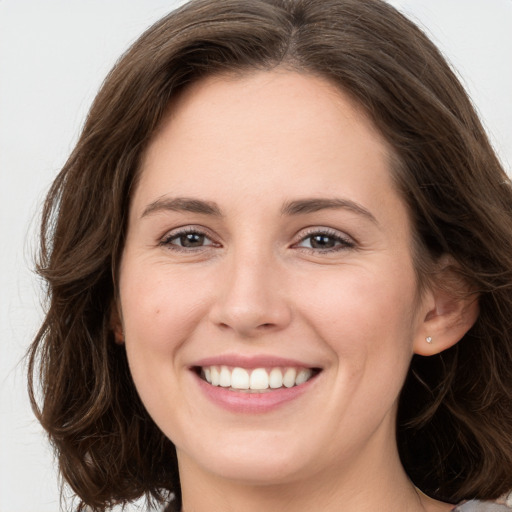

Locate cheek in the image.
[299,260,418,344]
[118,265,212,434]
[121,264,207,344]
[295,258,419,406]
[118,264,213,400]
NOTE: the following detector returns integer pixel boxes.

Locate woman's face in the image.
[117,71,431,485]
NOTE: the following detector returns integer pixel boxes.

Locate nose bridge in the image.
[210,239,291,336]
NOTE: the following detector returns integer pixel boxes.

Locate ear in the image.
[413,264,479,356]
[110,301,125,345]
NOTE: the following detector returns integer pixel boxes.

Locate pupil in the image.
[181,233,204,247]
[311,235,334,248]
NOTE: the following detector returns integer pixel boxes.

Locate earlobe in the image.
[110,302,125,345]
[413,273,479,356]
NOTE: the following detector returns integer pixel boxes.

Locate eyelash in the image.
[159,226,219,252]
[159,227,355,253]
[293,227,356,253]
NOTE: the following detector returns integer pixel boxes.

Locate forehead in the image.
[156,69,382,154]
[133,70,403,223]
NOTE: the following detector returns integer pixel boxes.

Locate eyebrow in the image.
[141,197,223,218]
[141,196,377,224]
[281,198,378,224]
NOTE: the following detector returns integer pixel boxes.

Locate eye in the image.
[160,227,217,250]
[295,229,355,252]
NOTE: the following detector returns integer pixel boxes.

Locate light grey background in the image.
[1,1,510,511]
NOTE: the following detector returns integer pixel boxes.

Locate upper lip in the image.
[191,354,321,370]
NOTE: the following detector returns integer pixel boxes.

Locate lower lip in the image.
[193,372,318,413]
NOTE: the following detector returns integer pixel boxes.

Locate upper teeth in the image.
[202,366,314,391]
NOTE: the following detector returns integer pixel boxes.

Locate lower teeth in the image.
[227,387,276,393]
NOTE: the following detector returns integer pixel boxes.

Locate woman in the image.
[28,0,512,511]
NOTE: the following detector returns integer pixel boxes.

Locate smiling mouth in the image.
[194,365,321,392]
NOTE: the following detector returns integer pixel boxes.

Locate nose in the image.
[208,248,292,338]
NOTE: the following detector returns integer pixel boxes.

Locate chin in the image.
[177,430,316,485]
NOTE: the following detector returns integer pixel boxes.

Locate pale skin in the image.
[114,70,478,512]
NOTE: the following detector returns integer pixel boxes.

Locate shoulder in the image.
[453,493,512,512]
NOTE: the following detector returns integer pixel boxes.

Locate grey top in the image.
[453,494,512,511]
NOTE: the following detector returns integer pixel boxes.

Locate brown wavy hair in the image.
[28,0,512,510]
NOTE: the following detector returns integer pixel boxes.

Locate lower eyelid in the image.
[297,240,353,251]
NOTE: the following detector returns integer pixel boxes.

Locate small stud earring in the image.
[426,336,432,344]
